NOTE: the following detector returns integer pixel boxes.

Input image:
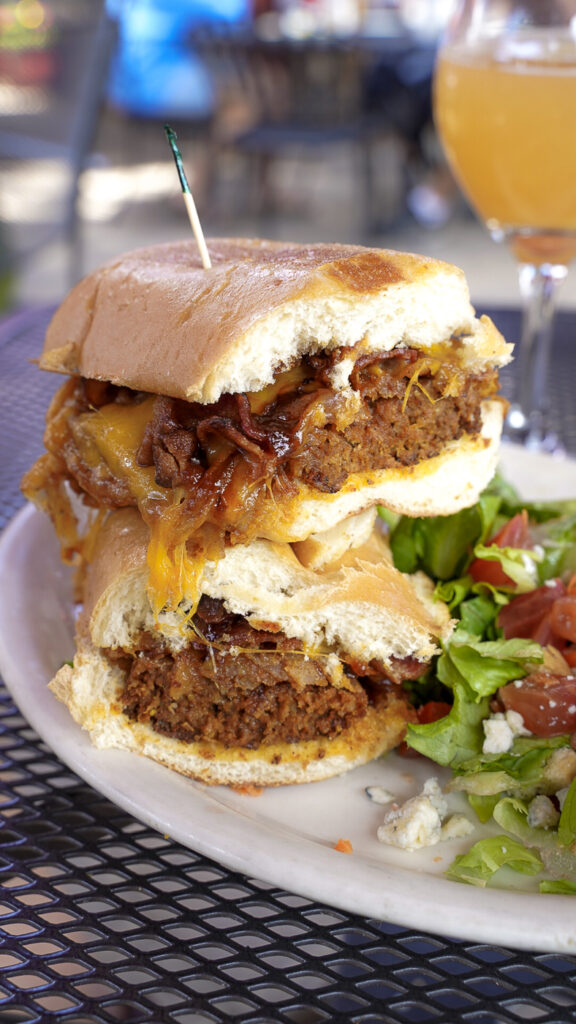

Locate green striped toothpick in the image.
[165,124,212,269]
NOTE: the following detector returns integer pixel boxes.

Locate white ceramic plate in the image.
[2,443,576,953]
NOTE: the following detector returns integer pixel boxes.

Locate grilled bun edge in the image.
[39,238,512,403]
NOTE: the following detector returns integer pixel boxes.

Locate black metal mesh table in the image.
[1,304,576,1024]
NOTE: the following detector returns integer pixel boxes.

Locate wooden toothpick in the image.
[164,124,212,270]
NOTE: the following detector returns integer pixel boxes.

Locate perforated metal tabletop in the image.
[1,305,576,1024]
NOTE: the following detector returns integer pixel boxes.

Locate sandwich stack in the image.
[23,238,513,786]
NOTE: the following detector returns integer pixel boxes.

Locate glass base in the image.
[488,225,576,266]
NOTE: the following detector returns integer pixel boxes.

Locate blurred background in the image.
[0,0,572,313]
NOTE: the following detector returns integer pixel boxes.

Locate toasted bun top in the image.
[40,238,512,403]
[82,508,452,669]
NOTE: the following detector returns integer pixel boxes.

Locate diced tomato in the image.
[491,510,533,550]
[397,743,421,759]
[550,596,576,643]
[468,558,515,587]
[499,671,576,736]
[397,700,452,758]
[565,647,576,668]
[498,579,567,639]
[469,511,532,587]
[417,700,452,724]
[530,610,566,651]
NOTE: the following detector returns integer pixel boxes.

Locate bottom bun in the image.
[49,644,412,787]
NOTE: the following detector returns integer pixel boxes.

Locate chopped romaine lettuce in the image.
[469,541,541,592]
[558,778,576,848]
[406,679,488,768]
[467,792,500,823]
[493,797,560,851]
[501,497,576,523]
[437,632,542,699]
[406,634,544,769]
[445,835,543,887]
[379,493,500,580]
[539,880,576,894]
[449,739,570,804]
[535,512,576,582]
[455,593,503,637]
[491,796,576,885]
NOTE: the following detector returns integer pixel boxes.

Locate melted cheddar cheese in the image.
[76,398,212,618]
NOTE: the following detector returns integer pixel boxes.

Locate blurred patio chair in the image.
[193,25,381,234]
[0,1,116,292]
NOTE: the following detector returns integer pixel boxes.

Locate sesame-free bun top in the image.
[40,238,512,403]
[80,508,453,670]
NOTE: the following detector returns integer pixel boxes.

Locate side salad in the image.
[379,474,576,892]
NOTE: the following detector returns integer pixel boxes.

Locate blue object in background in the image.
[106,0,250,119]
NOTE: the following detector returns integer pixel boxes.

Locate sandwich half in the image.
[49,508,453,786]
[23,238,512,618]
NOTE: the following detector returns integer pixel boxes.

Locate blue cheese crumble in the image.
[376,777,474,852]
[482,709,530,754]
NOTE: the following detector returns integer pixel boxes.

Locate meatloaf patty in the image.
[106,597,412,750]
[38,346,498,507]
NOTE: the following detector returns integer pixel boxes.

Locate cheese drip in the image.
[78,399,212,619]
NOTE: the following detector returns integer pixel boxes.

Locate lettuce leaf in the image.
[493,796,576,885]
[433,586,505,636]
[501,497,576,523]
[405,635,543,767]
[406,679,488,767]
[457,593,503,638]
[437,633,543,700]
[452,737,570,804]
[558,778,576,848]
[493,797,559,851]
[536,512,576,582]
[380,491,501,581]
[470,542,541,592]
[445,835,543,887]
[539,880,576,894]
[467,792,500,823]
[435,576,473,611]
[382,505,481,579]
[457,737,567,784]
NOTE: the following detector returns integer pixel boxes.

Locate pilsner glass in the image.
[434,0,576,450]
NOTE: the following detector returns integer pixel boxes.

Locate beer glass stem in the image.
[505,260,568,451]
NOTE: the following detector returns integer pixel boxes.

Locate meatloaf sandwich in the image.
[48,508,453,786]
[23,237,512,620]
[24,237,511,785]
